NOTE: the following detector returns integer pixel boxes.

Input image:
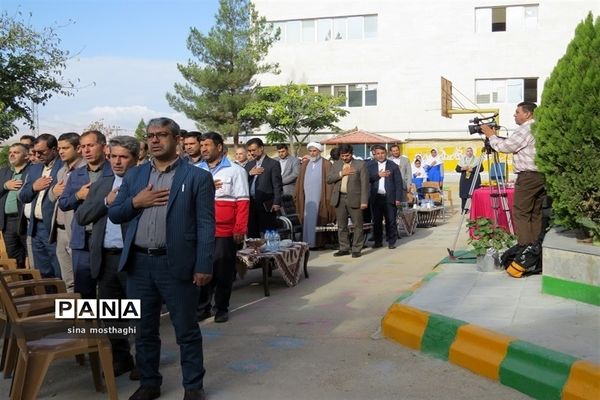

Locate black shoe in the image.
[113,355,135,377]
[372,243,383,248]
[388,244,397,249]
[184,388,207,400]
[214,311,229,323]
[197,308,212,322]
[128,385,160,400]
[351,252,361,258]
[333,250,350,257]
[129,366,140,381]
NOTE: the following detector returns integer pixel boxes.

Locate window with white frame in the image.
[272,15,377,43]
[475,5,538,32]
[311,83,378,107]
[475,78,538,104]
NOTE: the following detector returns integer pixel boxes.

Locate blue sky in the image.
[4,0,221,137]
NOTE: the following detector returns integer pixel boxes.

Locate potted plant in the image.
[467,217,517,271]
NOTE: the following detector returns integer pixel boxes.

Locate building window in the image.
[365,84,378,106]
[476,78,538,104]
[333,18,346,40]
[310,83,377,107]
[317,18,332,41]
[348,84,363,107]
[286,20,302,42]
[475,5,538,33]
[347,16,363,40]
[334,85,347,106]
[318,85,332,96]
[272,15,377,43]
[364,15,377,38]
[302,20,315,42]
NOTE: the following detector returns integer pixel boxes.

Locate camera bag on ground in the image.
[501,242,543,278]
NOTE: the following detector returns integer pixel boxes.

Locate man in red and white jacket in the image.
[195,132,249,323]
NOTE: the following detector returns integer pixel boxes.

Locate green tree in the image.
[134,118,146,140]
[0,11,76,139]
[0,146,9,168]
[534,13,600,243]
[166,0,279,144]
[239,83,349,155]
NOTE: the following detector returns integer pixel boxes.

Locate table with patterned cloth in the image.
[236,242,310,296]
[469,187,515,235]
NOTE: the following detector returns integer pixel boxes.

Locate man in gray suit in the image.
[327,144,369,258]
[75,136,139,378]
[276,144,300,197]
[389,144,411,202]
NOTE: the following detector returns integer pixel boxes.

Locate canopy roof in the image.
[321,128,402,145]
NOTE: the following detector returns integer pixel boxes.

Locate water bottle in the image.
[264,230,272,252]
[273,230,280,251]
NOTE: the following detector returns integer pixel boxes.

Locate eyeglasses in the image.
[145,131,171,140]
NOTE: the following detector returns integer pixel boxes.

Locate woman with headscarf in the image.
[424,148,444,189]
[411,158,427,190]
[455,146,483,212]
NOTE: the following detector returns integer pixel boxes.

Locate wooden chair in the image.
[0,273,76,379]
[0,275,117,400]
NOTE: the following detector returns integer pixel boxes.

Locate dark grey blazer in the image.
[75,173,129,279]
[244,155,283,207]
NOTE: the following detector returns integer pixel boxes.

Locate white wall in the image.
[253,0,599,140]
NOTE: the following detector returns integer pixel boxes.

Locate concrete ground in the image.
[0,185,531,399]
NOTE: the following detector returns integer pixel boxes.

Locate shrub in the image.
[533,13,600,243]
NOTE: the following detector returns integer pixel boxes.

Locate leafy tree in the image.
[166,0,279,144]
[85,119,116,139]
[534,13,600,243]
[0,146,9,168]
[134,118,146,140]
[239,83,348,155]
[0,11,76,139]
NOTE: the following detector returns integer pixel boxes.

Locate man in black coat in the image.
[368,145,403,249]
[74,136,139,377]
[244,138,283,238]
[0,143,30,268]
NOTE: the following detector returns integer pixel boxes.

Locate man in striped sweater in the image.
[196,131,249,323]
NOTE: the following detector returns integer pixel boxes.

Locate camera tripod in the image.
[447,139,514,259]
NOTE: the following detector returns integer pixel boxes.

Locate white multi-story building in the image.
[253,0,598,164]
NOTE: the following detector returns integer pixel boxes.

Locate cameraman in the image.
[480,101,546,246]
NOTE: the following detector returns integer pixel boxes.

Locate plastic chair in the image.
[0,275,117,400]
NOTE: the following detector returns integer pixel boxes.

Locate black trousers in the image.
[98,251,131,363]
[371,194,398,245]
[3,214,27,268]
[198,237,236,314]
[248,198,277,238]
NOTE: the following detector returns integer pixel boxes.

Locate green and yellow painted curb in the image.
[382,304,600,400]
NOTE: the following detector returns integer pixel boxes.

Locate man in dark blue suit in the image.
[109,118,214,400]
[368,145,403,249]
[19,134,64,278]
[59,130,109,299]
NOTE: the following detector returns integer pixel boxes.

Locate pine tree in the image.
[134,118,146,140]
[534,13,600,242]
[166,0,278,144]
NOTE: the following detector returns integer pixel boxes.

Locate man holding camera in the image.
[481,101,546,246]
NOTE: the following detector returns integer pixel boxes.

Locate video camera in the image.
[468,114,498,135]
